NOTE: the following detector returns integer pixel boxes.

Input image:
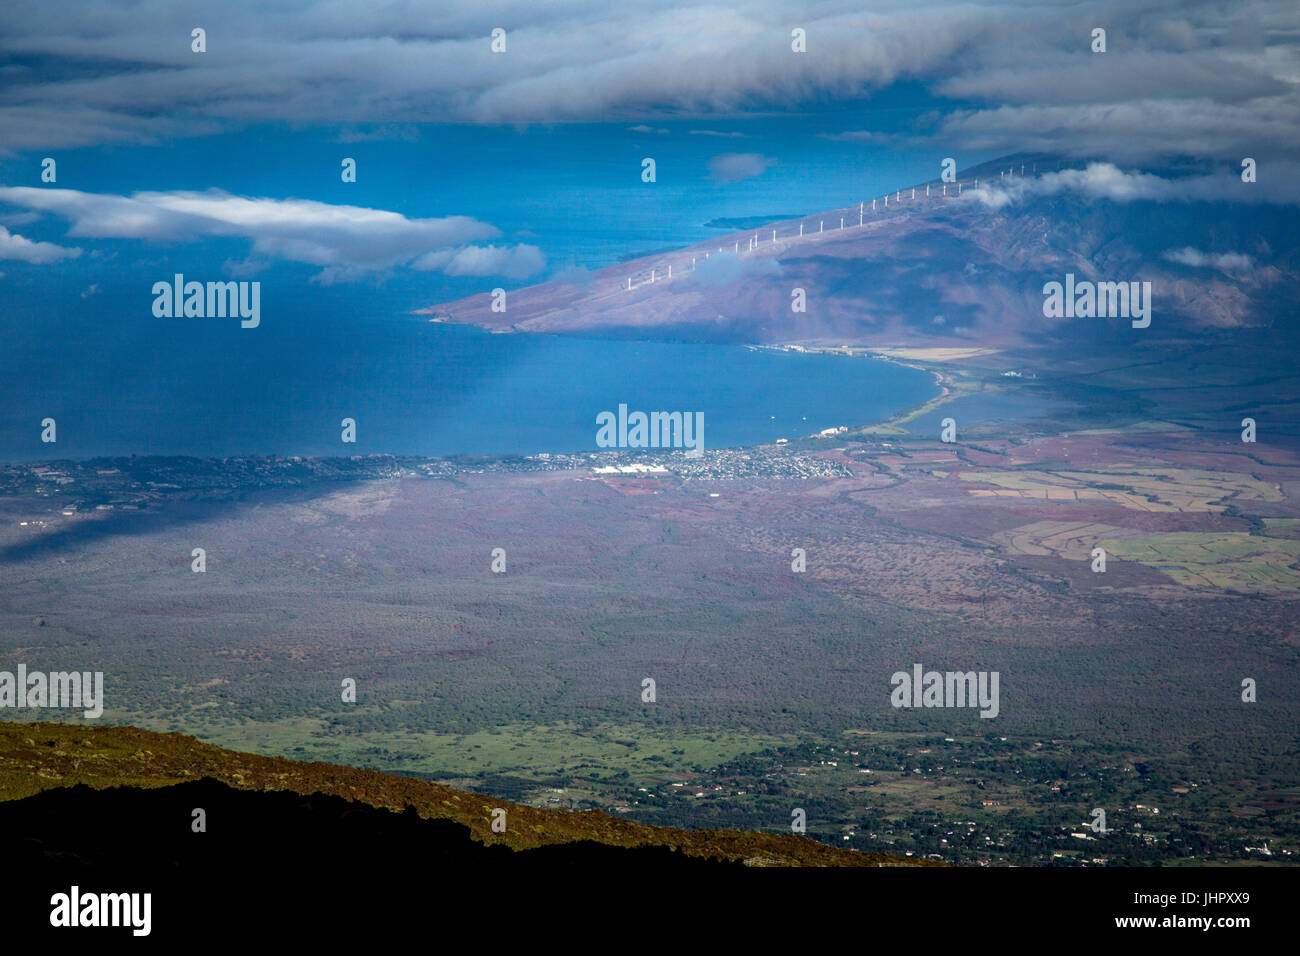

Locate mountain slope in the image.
[0,722,930,868]
[418,155,1299,351]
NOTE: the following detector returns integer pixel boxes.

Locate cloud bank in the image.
[1163,247,1255,273]
[0,1,1294,163]
[0,186,545,278]
[0,223,82,263]
[966,162,1300,209]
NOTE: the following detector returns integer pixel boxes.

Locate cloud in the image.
[934,98,1299,162]
[966,162,1300,209]
[0,2,981,147]
[1163,247,1255,273]
[690,129,744,138]
[628,125,668,135]
[412,243,546,279]
[222,257,271,279]
[691,251,782,287]
[0,1,1295,167]
[819,130,879,143]
[1025,164,1178,202]
[707,153,775,184]
[0,223,82,263]
[0,211,41,227]
[334,124,421,143]
[0,185,543,278]
[80,283,100,298]
[550,263,594,289]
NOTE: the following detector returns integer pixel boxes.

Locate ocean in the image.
[2,305,934,461]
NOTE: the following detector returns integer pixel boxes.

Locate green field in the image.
[122,714,794,783]
[1099,532,1300,590]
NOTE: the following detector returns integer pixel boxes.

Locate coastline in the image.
[743,342,992,438]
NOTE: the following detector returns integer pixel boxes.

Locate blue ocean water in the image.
[2,302,933,461]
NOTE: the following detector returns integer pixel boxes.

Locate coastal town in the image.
[0,443,855,519]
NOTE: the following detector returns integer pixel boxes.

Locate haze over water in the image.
[3,309,934,462]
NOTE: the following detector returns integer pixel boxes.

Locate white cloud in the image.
[412,243,546,279]
[707,152,775,184]
[0,211,41,227]
[0,186,544,278]
[1163,247,1255,273]
[691,250,782,287]
[819,130,879,143]
[1027,164,1178,202]
[0,223,82,263]
[966,162,1300,209]
[550,263,594,289]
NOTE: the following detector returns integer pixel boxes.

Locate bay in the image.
[2,303,934,462]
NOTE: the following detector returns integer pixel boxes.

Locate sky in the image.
[0,0,1296,299]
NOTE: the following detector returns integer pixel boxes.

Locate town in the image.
[0,444,855,519]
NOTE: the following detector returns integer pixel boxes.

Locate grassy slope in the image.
[0,721,934,867]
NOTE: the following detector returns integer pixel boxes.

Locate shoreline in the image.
[743,342,985,437]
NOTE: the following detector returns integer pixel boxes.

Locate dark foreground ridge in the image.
[2,745,1283,942]
[6,776,745,935]
[0,722,944,939]
[0,722,926,868]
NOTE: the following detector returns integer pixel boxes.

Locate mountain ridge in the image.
[417,153,1298,351]
[0,722,934,868]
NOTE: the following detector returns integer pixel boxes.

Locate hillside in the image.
[418,155,1300,351]
[0,722,930,868]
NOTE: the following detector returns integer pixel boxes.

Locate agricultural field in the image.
[1096,532,1300,591]
[959,467,1281,513]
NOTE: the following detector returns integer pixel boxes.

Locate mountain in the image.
[0,722,930,869]
[417,155,1300,352]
